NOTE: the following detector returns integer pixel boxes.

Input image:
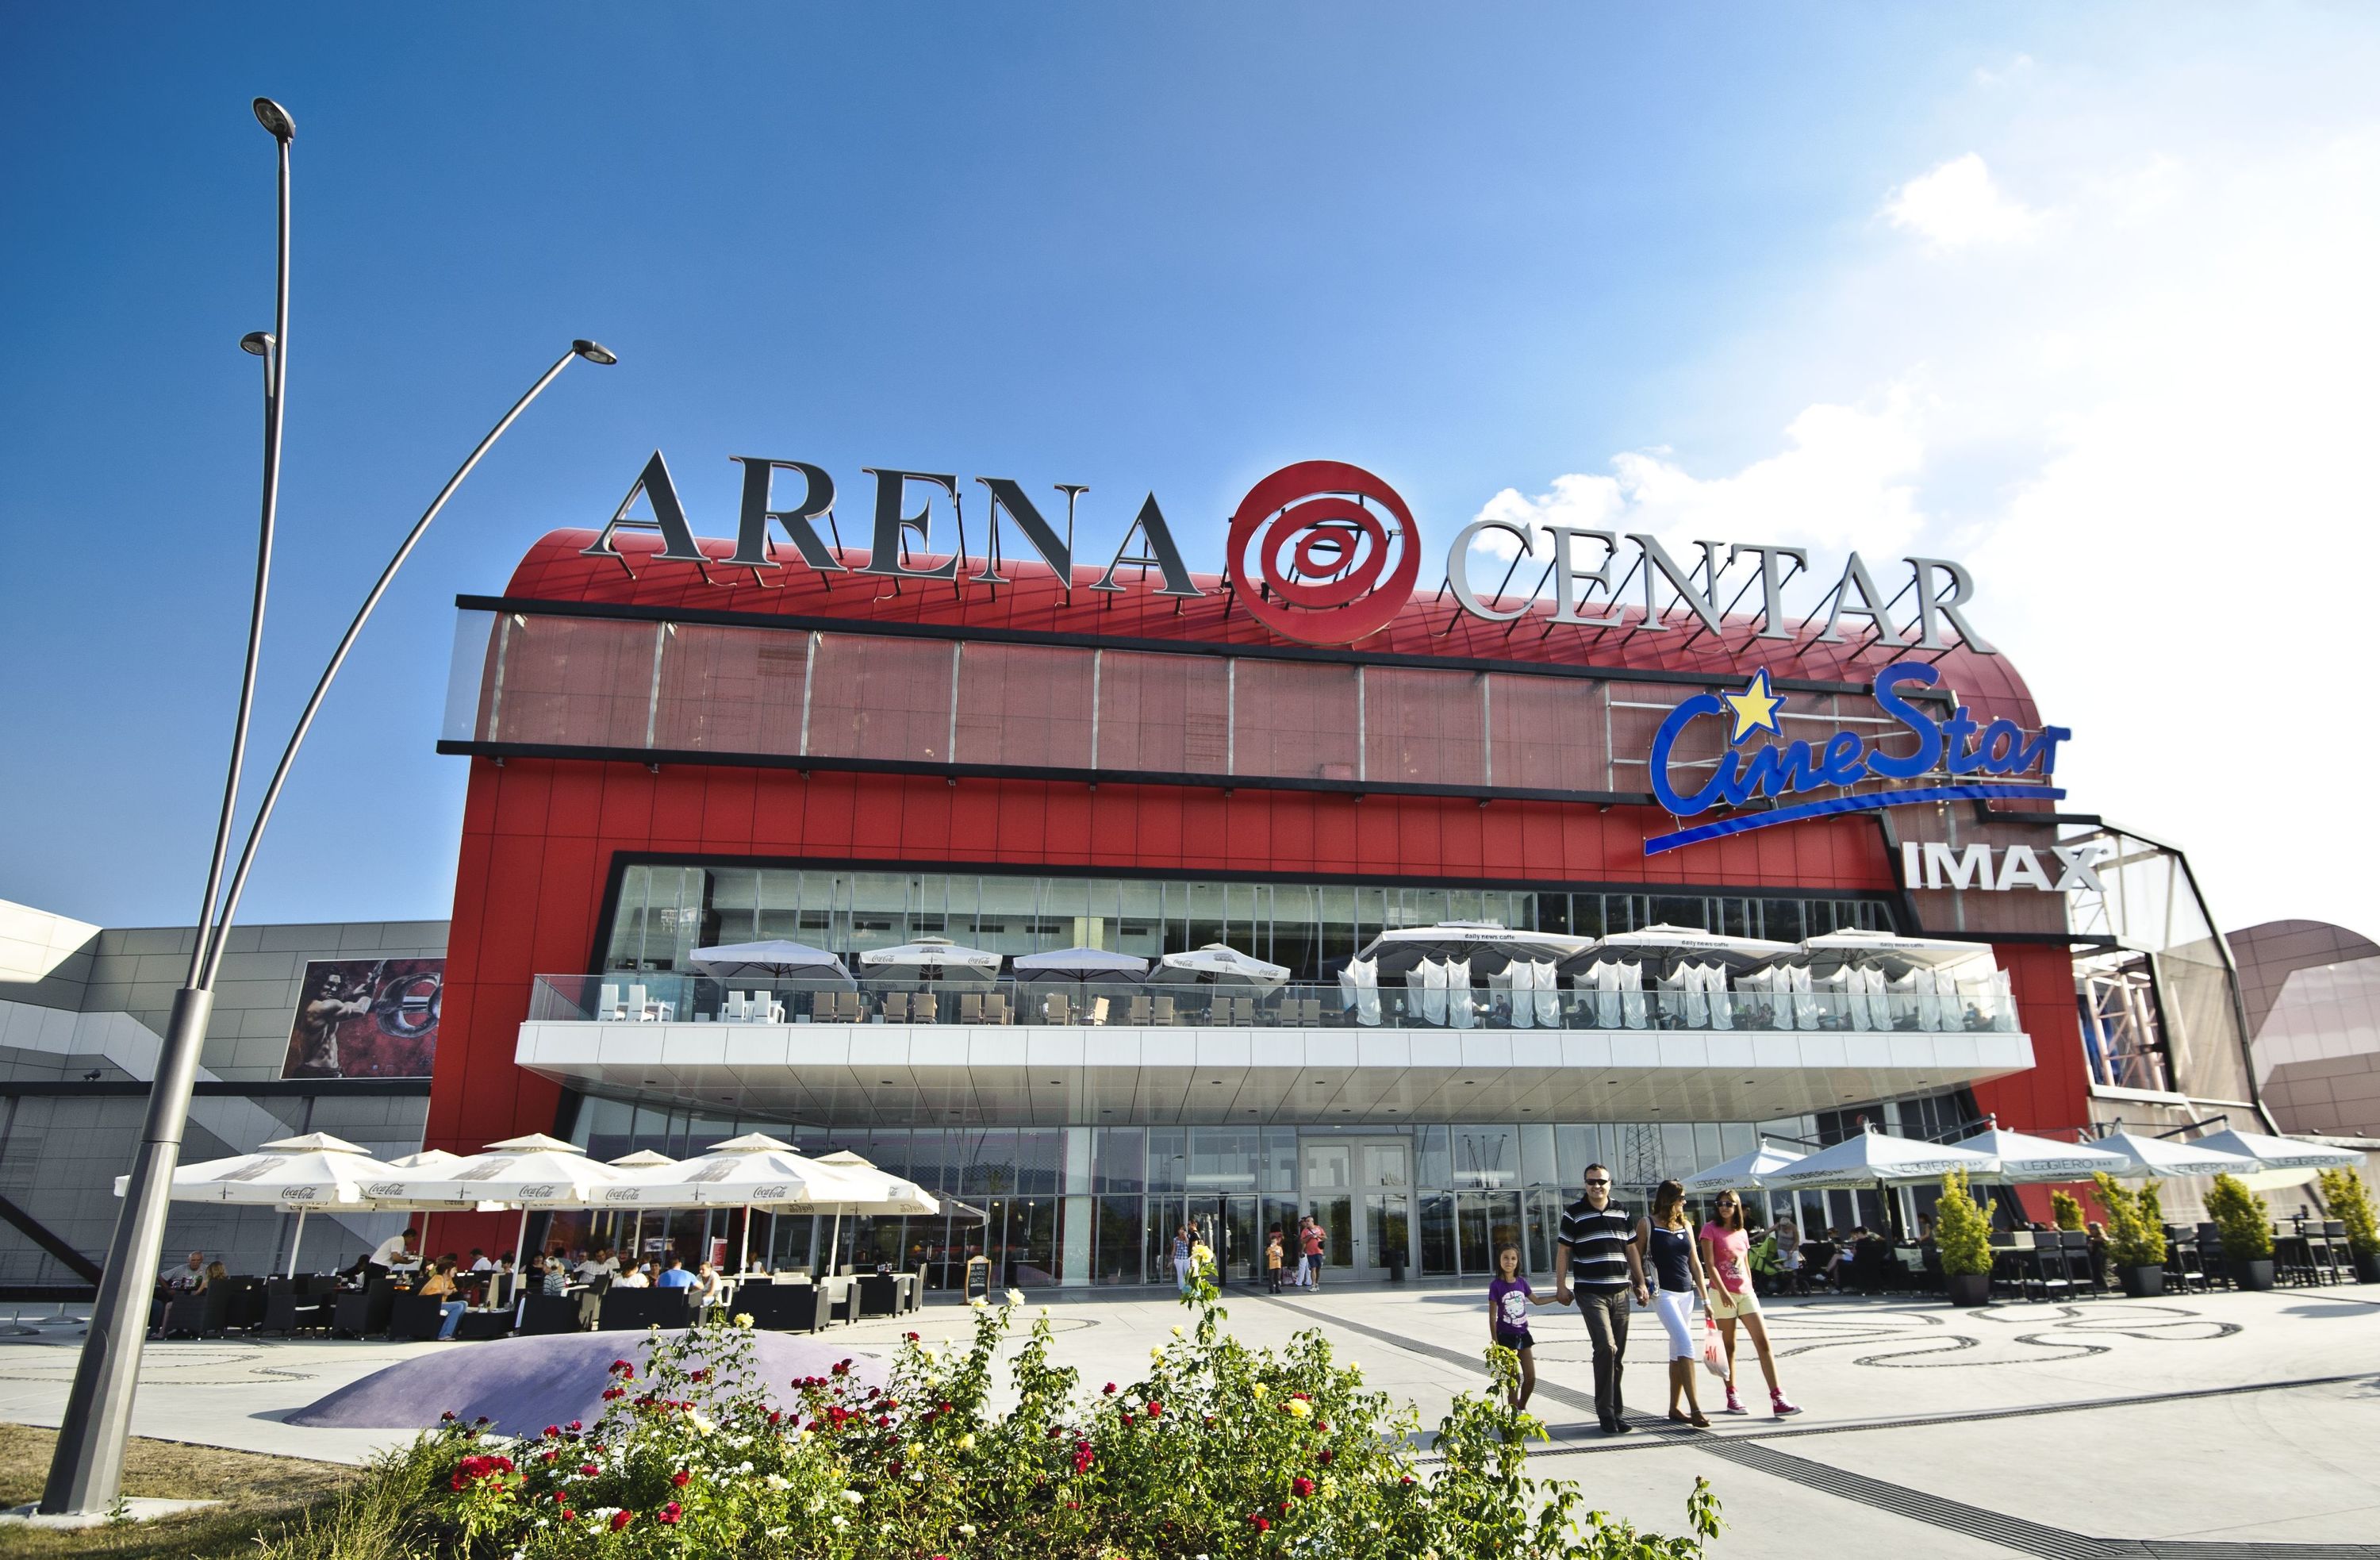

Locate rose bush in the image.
[263,1278,1719,1559]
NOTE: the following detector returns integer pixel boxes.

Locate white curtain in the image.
[1344,956,1381,1027]
[1415,959,1448,1025]
[1677,963,1709,1028]
[1789,963,1819,1030]
[1700,963,1733,1031]
[1499,963,1532,1030]
[1532,959,1561,1028]
[1618,959,1646,1030]
[1446,958,1475,1030]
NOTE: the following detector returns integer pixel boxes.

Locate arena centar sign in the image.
[1641,661,2079,864]
[581,452,2000,654]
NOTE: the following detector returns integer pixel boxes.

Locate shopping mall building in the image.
[0,459,2292,1291]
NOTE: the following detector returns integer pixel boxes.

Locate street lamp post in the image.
[37,95,616,1516]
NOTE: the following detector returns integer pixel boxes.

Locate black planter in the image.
[1944,1271,1991,1308]
[1387,1257,1407,1285]
[2235,1258,2277,1292]
[2356,1251,2380,1285]
[2116,1264,2166,1298]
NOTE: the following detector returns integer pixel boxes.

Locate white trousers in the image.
[1654,1287,1699,1360]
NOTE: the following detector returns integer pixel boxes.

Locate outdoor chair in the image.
[2322,1220,2351,1284]
[263,1278,332,1335]
[1043,993,1071,1024]
[1154,995,1178,1024]
[2060,1229,2098,1295]
[883,992,910,1023]
[916,991,939,1023]
[1988,1232,2032,1301]
[599,982,624,1020]
[1127,995,1152,1024]
[739,1281,826,1332]
[856,1274,904,1318]
[629,984,652,1020]
[960,992,984,1022]
[723,990,747,1021]
[2272,1222,2319,1288]
[986,993,1012,1024]
[2194,1222,2231,1289]
[1089,996,1110,1024]
[599,1289,693,1331]
[517,1293,581,1335]
[2163,1226,2207,1293]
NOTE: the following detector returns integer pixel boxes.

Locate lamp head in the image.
[252,98,296,142]
[572,340,619,367]
[240,331,275,356]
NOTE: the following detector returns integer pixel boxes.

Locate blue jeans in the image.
[436,1299,467,1340]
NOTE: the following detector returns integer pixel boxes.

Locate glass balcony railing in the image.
[528,973,2018,1036]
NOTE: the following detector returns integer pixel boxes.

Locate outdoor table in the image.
[738,1281,825,1332]
[333,1282,397,1339]
[456,1308,512,1341]
[518,1293,580,1335]
[597,1289,693,1331]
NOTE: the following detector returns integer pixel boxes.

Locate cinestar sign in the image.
[1641,661,2074,858]
[584,452,1999,654]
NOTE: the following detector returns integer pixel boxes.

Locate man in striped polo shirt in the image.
[1555,1162,1649,1434]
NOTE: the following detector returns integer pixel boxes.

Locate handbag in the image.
[1699,1316,1729,1379]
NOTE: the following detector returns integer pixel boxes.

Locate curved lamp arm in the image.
[195,337,617,987]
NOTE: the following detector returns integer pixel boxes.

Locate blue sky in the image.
[5,6,2377,933]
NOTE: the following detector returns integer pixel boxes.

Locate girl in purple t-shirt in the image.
[1487,1243,1557,1410]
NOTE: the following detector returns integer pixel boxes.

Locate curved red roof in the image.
[500,529,2037,722]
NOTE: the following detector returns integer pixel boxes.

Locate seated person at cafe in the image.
[575,1246,620,1285]
[656,1255,696,1289]
[197,1259,228,1294]
[540,1255,571,1297]
[162,1251,207,1291]
[691,1261,723,1307]
[367,1228,420,1282]
[420,1257,468,1341]
[469,1248,493,1273]
[613,1262,651,1289]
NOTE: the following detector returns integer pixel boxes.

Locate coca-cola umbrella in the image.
[858,936,1003,984]
[1010,947,1150,982]
[689,939,854,988]
[115,1132,398,1278]
[1157,944,1291,990]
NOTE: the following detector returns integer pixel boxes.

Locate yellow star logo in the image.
[1723,668,1786,743]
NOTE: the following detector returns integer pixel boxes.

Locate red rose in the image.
[670,1470,690,1487]
[658,1501,682,1525]
[543,1425,561,1439]
[557,1508,575,1522]
[1293,1477,1315,1498]
[1317,1448,1334,1464]
[904,1331,920,1342]
[566,1420,582,1431]
[1146,1401,1164,1417]
[611,1510,633,1531]
[580,1463,601,1477]
[1102,1382,1116,1394]
[1250,1515,1271,1532]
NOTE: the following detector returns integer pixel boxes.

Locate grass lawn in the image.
[0,1425,359,1559]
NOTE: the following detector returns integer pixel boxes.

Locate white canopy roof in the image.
[1800,930,1997,975]
[803,1148,942,1216]
[1756,1127,1997,1189]
[2183,1128,2362,1173]
[623,1132,846,1207]
[1681,1142,1805,1189]
[1948,1124,2130,1183]
[690,939,854,986]
[1568,925,1795,974]
[117,1133,394,1209]
[1355,923,1592,977]
[401,1136,648,1208]
[2081,1131,2263,1179]
[607,1149,678,1169]
[1157,943,1291,989]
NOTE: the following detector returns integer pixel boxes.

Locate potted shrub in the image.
[2049,1189,2086,1231]
[2205,1172,2275,1290]
[1934,1169,1995,1306]
[2317,1166,2380,1283]
[2092,1171,2169,1296]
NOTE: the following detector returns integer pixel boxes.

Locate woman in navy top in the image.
[1637,1178,1714,1427]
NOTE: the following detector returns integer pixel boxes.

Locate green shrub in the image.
[2091,1172,2169,1269]
[259,1286,1720,1559]
[2204,1172,2273,1261]
[2316,1166,2378,1256]
[1933,1170,1995,1277]
[2048,1190,2085,1231]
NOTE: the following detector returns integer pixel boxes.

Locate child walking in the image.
[1265,1228,1285,1293]
[1486,1243,1557,1411]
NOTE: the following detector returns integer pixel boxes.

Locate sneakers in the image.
[1722,1387,1747,1415]
[1771,1392,1802,1417]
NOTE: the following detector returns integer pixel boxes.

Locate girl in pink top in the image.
[1699,1190,1801,1418]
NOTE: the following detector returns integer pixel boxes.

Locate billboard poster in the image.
[280,958,443,1079]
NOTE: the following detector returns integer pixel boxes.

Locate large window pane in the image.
[651,623,807,755]
[1364,667,1485,786]
[1096,650,1228,774]
[1233,660,1360,780]
[1488,673,1606,791]
[955,643,1094,767]
[807,633,954,762]
[490,615,656,747]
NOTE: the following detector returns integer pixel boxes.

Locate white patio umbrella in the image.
[114,1132,397,1278]
[858,936,1003,982]
[2182,1128,2360,1174]
[1356,922,1592,978]
[1157,943,1291,990]
[1562,924,1795,976]
[1756,1127,1998,1189]
[1798,929,1996,977]
[601,1149,681,1258]
[1948,1122,2130,1183]
[2080,1131,2262,1179]
[690,938,854,987]
[1682,1141,1806,1190]
[1010,946,1150,981]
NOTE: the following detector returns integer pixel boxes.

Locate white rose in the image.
[1004,1287,1027,1307]
[842,1489,866,1505]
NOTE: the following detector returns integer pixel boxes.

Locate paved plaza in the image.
[2,1282,2377,1555]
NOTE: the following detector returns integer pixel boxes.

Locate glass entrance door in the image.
[1303,1139,1412,1279]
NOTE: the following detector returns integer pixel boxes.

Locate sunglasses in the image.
[1583,1178,1611,1187]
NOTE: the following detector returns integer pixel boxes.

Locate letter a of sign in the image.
[582,451,712,564]
[1089,494,1206,598]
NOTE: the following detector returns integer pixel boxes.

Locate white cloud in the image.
[1883,153,2039,248]
[1465,390,1927,576]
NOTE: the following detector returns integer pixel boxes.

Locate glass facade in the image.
[604,863,1898,982]
[559,1093,1979,1289]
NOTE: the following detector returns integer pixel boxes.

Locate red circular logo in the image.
[1226,461,1420,645]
